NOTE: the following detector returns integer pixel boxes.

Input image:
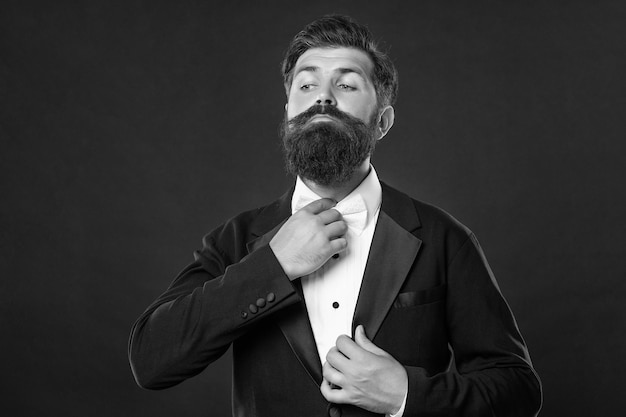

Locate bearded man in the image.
[129,15,542,417]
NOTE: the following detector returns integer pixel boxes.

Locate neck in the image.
[302,160,371,202]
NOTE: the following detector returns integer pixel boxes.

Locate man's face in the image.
[281,48,381,186]
[286,47,378,124]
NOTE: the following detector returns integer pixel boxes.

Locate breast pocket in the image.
[376,285,448,368]
[393,284,447,308]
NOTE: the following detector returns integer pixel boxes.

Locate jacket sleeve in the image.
[128,226,301,390]
[403,233,543,417]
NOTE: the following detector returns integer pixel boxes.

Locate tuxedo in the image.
[129,182,542,416]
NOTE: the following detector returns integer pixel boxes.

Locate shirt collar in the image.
[291,165,382,228]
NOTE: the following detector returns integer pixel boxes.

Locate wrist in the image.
[388,388,407,417]
[388,366,408,416]
[268,242,298,280]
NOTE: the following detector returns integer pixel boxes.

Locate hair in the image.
[281,15,399,108]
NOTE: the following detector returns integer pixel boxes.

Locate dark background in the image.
[1,1,624,416]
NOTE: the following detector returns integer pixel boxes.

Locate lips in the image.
[308,114,337,123]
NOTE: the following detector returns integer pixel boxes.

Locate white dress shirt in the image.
[291,166,407,417]
[292,166,382,363]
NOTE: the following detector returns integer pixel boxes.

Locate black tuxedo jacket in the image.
[129,183,542,416]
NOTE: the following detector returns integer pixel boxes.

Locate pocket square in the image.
[393,285,446,308]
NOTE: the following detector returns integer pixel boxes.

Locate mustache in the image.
[287,104,366,128]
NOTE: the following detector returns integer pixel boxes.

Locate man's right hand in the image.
[269,198,348,280]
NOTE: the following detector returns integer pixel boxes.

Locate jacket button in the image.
[248,304,258,314]
[327,404,342,417]
[267,292,275,302]
[240,311,248,319]
[256,298,266,308]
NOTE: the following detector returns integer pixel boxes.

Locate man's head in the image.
[281,15,398,111]
[280,15,398,186]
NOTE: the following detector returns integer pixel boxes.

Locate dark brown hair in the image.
[281,15,399,108]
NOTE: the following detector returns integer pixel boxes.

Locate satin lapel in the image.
[352,209,422,340]
[246,220,287,257]
[275,294,323,385]
[246,199,323,386]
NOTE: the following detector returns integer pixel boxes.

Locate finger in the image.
[329,237,348,255]
[354,324,387,356]
[326,346,351,371]
[335,334,365,361]
[325,220,348,239]
[321,379,348,404]
[302,198,337,214]
[317,208,343,225]
[322,360,346,387]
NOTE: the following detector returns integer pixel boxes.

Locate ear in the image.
[376,105,395,140]
[284,82,292,100]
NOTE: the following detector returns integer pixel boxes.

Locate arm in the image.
[129,198,347,389]
[320,232,541,416]
[403,233,542,416]
[128,240,300,389]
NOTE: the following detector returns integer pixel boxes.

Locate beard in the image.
[280,104,379,187]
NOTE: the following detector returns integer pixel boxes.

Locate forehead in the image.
[293,47,374,80]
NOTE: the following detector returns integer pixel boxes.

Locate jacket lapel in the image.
[246,189,323,385]
[245,182,423,385]
[352,183,423,340]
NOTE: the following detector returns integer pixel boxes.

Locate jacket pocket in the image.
[393,284,446,308]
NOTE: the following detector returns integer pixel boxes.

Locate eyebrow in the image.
[294,65,367,80]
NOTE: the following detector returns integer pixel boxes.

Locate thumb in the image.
[354,325,387,356]
[303,198,337,214]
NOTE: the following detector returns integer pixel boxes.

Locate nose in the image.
[315,85,336,106]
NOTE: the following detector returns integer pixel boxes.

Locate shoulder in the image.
[381,182,474,261]
[382,182,471,236]
[200,189,293,259]
[414,198,471,236]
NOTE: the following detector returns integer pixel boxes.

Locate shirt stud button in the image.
[267,292,275,302]
[249,304,258,314]
[241,311,248,319]
[332,301,339,309]
[256,298,266,308]
[332,254,339,259]
[328,404,342,417]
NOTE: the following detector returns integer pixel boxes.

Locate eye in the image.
[337,84,356,91]
[299,83,316,91]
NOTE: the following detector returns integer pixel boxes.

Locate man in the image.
[129,15,542,417]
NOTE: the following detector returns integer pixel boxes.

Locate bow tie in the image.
[294,194,368,235]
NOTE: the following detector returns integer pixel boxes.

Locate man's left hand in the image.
[320,325,408,415]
